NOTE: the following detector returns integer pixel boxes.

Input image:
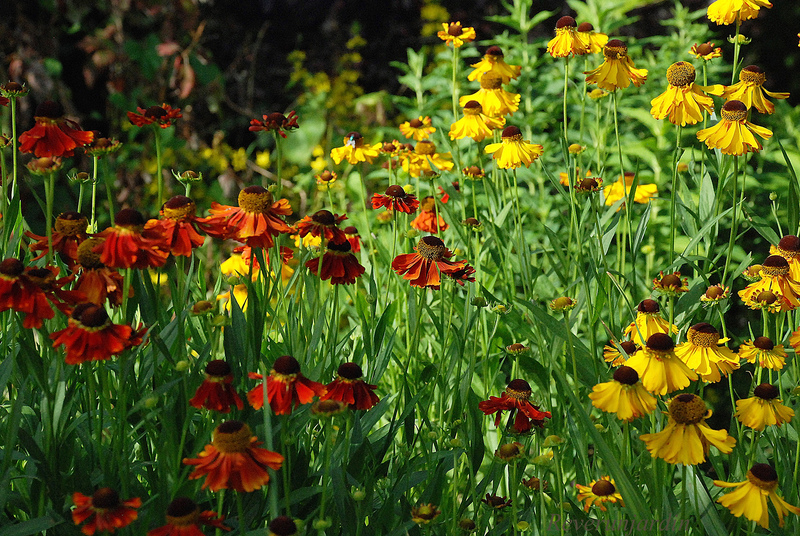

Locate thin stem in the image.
[45,172,55,265]
[722,157,739,285]
[155,128,164,208]
[563,57,570,146]
[669,125,683,263]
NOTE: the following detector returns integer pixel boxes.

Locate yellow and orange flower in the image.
[93,208,169,269]
[19,100,94,157]
[770,235,800,281]
[577,22,608,54]
[205,186,293,249]
[584,39,647,91]
[437,22,476,48]
[371,185,420,214]
[25,211,87,269]
[190,360,244,413]
[144,195,213,257]
[459,72,520,118]
[576,477,624,511]
[399,116,436,141]
[330,132,382,165]
[734,383,795,431]
[689,42,723,61]
[147,497,229,536]
[484,126,543,169]
[74,238,128,307]
[305,240,365,285]
[320,362,379,410]
[247,355,326,414]
[411,196,448,234]
[738,255,800,311]
[697,100,772,156]
[603,339,638,366]
[714,464,800,529]
[449,101,505,142]
[468,46,521,84]
[547,16,588,58]
[707,0,772,26]
[72,488,141,535]
[721,65,788,114]
[650,62,723,126]
[295,209,348,245]
[739,336,787,370]
[127,103,182,128]
[402,140,454,178]
[392,236,470,290]
[50,303,143,365]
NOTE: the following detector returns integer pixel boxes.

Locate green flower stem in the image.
[731,20,741,85]
[10,97,19,201]
[44,172,55,265]
[261,364,280,520]
[562,57,570,146]
[510,461,520,536]
[612,90,635,295]
[77,180,84,213]
[0,148,7,241]
[722,156,739,285]
[282,415,292,514]
[451,45,460,122]
[669,125,683,263]
[216,491,225,536]
[274,133,283,196]
[317,419,334,533]
[154,127,164,208]
[103,157,115,226]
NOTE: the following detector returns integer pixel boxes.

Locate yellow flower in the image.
[738,255,800,311]
[674,323,740,383]
[770,235,800,281]
[575,477,624,512]
[640,394,736,465]
[330,132,382,165]
[468,45,521,84]
[410,503,441,524]
[721,65,789,114]
[459,72,520,118]
[217,283,249,312]
[546,16,588,58]
[707,0,772,26]
[577,22,608,54]
[700,283,730,304]
[696,100,772,156]
[650,62,723,126]
[437,22,476,48]
[589,366,656,422]
[625,333,697,395]
[603,339,638,366]
[399,116,436,141]
[689,42,723,61]
[623,299,677,346]
[484,126,543,169]
[449,101,505,142]
[255,150,270,169]
[231,147,248,172]
[401,140,454,178]
[584,39,647,91]
[714,464,800,529]
[652,270,689,297]
[739,336,787,370]
[734,383,795,430]
[603,172,657,208]
[790,326,800,351]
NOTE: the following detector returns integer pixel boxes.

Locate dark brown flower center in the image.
[205,359,232,377]
[409,118,423,128]
[646,333,674,352]
[77,304,110,328]
[666,62,696,87]
[577,22,594,32]
[506,379,532,400]
[668,393,707,424]
[686,322,720,347]
[416,235,447,261]
[637,299,660,313]
[778,235,800,252]
[447,22,463,36]
[501,126,522,139]
[312,210,335,225]
[591,480,616,496]
[35,100,64,119]
[144,106,167,119]
[659,273,682,289]
[756,291,777,304]
[753,383,779,400]
[166,497,198,517]
[343,226,358,235]
[92,487,121,509]
[747,464,778,491]
[0,258,24,277]
[337,362,364,380]
[740,65,766,86]
[705,285,724,299]
[55,212,88,236]
[578,178,599,190]
[721,100,748,122]
[114,208,146,227]
[385,185,407,198]
[612,366,639,385]
[268,516,297,535]
[327,240,352,254]
[753,336,774,351]
[604,40,627,60]
[497,443,521,458]
[486,45,504,56]
[761,255,790,276]
[273,355,301,375]
[697,43,713,56]
[556,16,577,29]
[619,340,638,355]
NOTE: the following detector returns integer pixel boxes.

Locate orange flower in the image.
[248,111,299,138]
[410,196,448,234]
[19,100,94,157]
[247,355,326,414]
[190,360,244,413]
[305,240,365,285]
[320,362,379,410]
[392,236,470,289]
[15,265,84,329]
[144,196,215,257]
[478,379,551,434]
[93,209,169,269]
[343,226,361,253]
[206,186,293,249]
[147,497,229,536]
[371,185,419,214]
[183,420,284,492]
[127,104,182,128]
[295,209,348,245]
[50,303,143,365]
[25,211,88,269]
[74,238,128,307]
[71,488,141,535]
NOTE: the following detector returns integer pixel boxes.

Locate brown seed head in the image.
[753,383,779,400]
[556,16,577,29]
[591,479,616,496]
[91,487,121,509]
[753,336,774,351]
[646,333,674,352]
[337,362,364,380]
[637,299,660,313]
[273,355,301,375]
[612,366,639,385]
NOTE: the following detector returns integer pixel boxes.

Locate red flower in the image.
[392,236,469,289]
[0,95,7,107]
[247,355,326,414]
[127,104,182,128]
[19,101,94,158]
[320,362,379,410]
[295,209,348,245]
[18,265,84,329]
[371,185,420,214]
[205,186,292,249]
[0,258,32,315]
[71,488,141,535]
[410,196,448,234]
[25,211,88,269]
[189,360,244,413]
[144,196,212,257]
[305,240,365,285]
[449,264,477,286]
[343,226,361,253]
[478,379,551,434]
[183,421,283,492]
[50,303,143,364]
[74,238,128,306]
[248,111,299,138]
[147,497,229,536]
[93,209,169,269]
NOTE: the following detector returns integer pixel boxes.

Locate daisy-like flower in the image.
[738,255,800,310]
[330,132,382,165]
[184,420,284,492]
[72,488,141,535]
[549,296,577,312]
[449,101,505,142]
[0,259,36,316]
[674,323,740,383]
[697,100,772,155]
[392,236,470,289]
[739,336,787,370]
[14,265,84,329]
[190,360,245,413]
[771,235,800,281]
[305,240,365,285]
[371,185,419,214]
[267,516,298,536]
[144,196,215,257]
[402,140,454,178]
[495,442,525,462]
[589,366,656,422]
[481,494,512,510]
[19,100,94,158]
[652,270,689,297]
[721,65,788,114]
[484,126,543,169]
[343,226,361,253]
[84,134,122,157]
[603,172,658,208]
[459,72,520,118]
[248,111,299,138]
[640,393,736,465]
[411,503,441,524]
[462,165,485,181]
[247,355,326,414]
[603,339,638,366]
[74,238,127,307]
[50,303,142,365]
[650,62,723,126]
[734,383,795,430]
[577,22,609,54]
[623,299,677,346]
[437,22,475,48]
[320,362,379,410]
[626,333,697,395]
[315,170,337,189]
[707,0,773,26]
[25,211,88,269]
[411,196,448,234]
[576,477,624,512]
[714,463,800,529]
[206,186,292,249]
[478,378,552,434]
[147,497,229,536]
[547,16,588,58]
[689,42,722,61]
[584,39,647,91]
[468,46,521,84]
[295,209,348,245]
[93,208,169,269]
[575,176,603,194]
[701,284,730,304]
[127,103,182,128]
[399,116,435,141]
